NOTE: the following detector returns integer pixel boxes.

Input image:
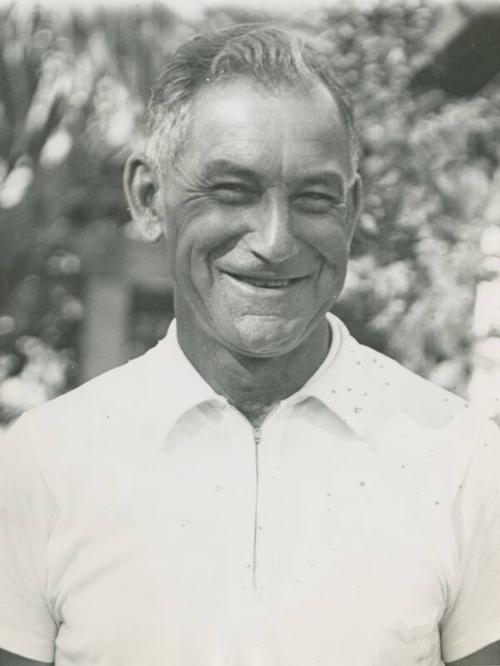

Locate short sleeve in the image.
[440,418,500,663]
[0,414,57,662]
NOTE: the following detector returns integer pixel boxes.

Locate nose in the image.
[246,190,299,264]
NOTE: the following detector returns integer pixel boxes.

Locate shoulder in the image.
[331,324,473,431]
[329,322,493,492]
[355,339,469,419]
[25,342,163,432]
[1,340,173,495]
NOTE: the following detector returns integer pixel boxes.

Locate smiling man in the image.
[1,24,500,666]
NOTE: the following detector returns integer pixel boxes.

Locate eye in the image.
[294,191,345,214]
[211,182,256,205]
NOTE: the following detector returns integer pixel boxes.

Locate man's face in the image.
[158,78,359,357]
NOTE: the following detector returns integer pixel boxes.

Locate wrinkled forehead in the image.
[189,74,349,135]
[174,77,353,185]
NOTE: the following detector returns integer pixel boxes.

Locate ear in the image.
[123,152,164,243]
[346,174,363,244]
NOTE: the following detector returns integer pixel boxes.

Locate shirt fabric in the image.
[0,313,500,666]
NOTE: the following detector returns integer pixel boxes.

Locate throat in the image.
[232,401,279,430]
[175,309,332,428]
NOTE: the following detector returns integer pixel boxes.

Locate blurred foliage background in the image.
[1,0,500,425]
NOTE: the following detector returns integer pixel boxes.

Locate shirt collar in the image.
[147,320,225,436]
[150,313,368,439]
[282,313,368,439]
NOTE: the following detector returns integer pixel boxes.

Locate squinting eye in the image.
[211,183,255,205]
[294,192,344,213]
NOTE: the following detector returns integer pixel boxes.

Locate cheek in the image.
[169,206,245,276]
[302,220,352,267]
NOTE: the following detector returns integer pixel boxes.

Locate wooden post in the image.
[78,227,172,382]
[468,180,500,422]
[80,275,131,382]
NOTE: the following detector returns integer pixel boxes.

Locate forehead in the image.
[177,78,352,184]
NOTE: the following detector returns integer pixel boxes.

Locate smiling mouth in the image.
[223,271,305,289]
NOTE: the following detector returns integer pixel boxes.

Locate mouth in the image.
[222,271,306,289]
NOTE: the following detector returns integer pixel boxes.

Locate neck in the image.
[176,311,331,429]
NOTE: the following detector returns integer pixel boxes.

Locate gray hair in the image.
[144,23,359,180]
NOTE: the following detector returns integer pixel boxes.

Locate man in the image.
[1,24,499,666]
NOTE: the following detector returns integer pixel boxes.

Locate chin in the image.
[221,314,310,358]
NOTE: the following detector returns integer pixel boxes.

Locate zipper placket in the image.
[227,403,281,591]
[251,425,262,591]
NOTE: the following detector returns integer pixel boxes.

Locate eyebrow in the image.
[201,159,261,183]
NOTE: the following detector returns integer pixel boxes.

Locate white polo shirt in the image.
[1,314,499,666]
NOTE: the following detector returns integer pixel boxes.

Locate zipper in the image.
[251,426,262,590]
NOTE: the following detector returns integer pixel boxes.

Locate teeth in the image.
[243,277,292,288]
